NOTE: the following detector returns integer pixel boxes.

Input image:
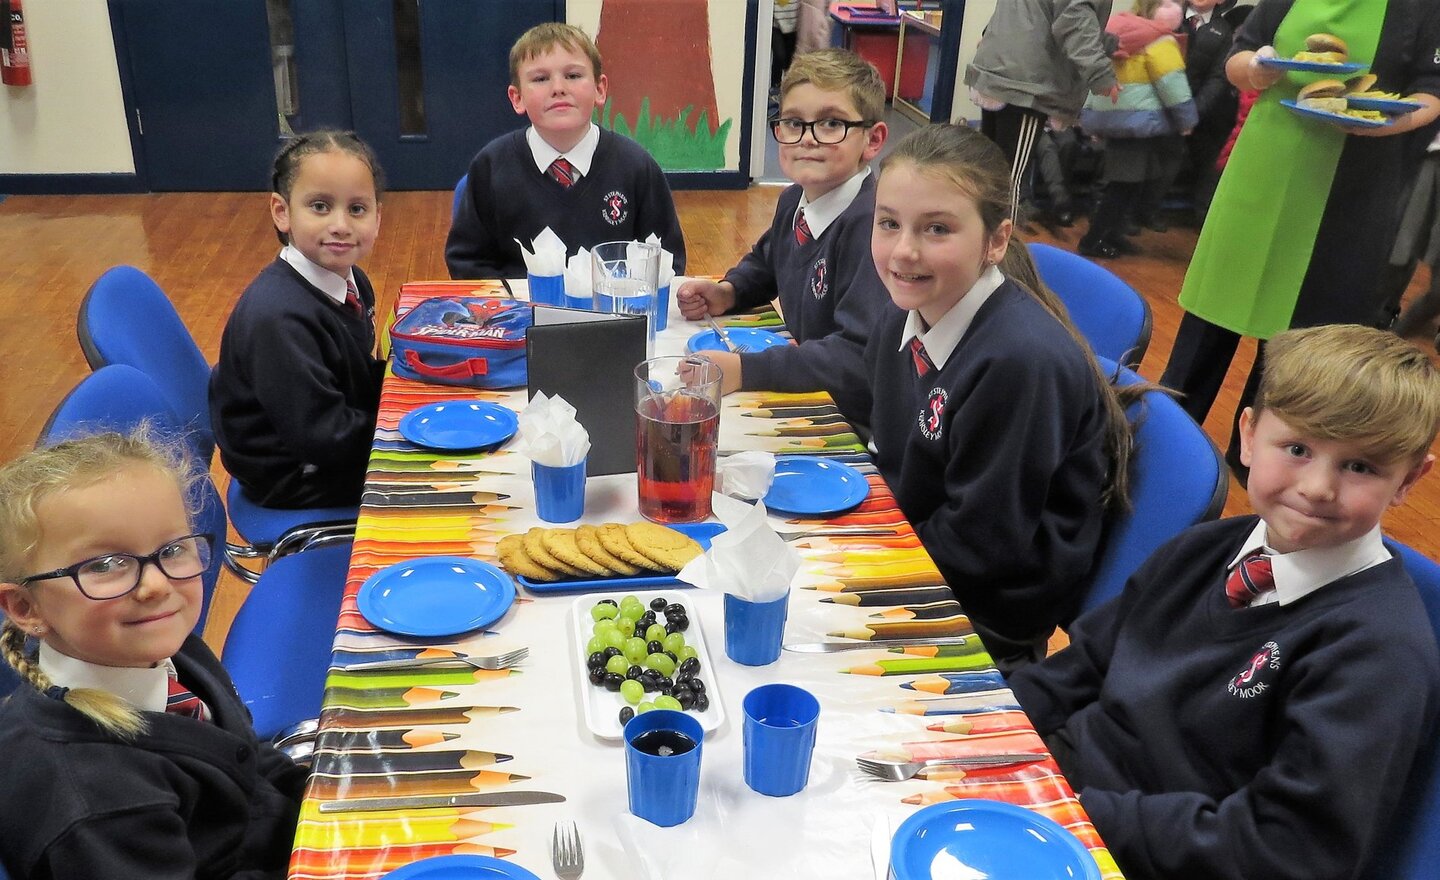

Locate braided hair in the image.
[269,129,385,244]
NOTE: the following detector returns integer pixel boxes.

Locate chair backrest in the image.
[77,266,214,466]
[1362,541,1440,880]
[36,365,226,633]
[1029,243,1153,367]
[452,173,468,219]
[1074,358,1229,619]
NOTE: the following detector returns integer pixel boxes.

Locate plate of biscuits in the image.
[497,521,725,593]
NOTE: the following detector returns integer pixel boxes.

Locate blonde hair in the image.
[780,48,887,124]
[1257,325,1440,465]
[1131,0,1166,18]
[0,427,200,738]
[881,125,1139,511]
[509,22,602,86]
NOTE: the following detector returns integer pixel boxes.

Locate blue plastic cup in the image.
[624,709,704,827]
[654,283,671,331]
[743,683,820,797]
[724,591,789,666]
[563,291,594,310]
[531,460,585,523]
[527,273,565,307]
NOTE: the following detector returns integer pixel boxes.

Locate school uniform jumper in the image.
[862,279,1109,653]
[722,174,898,429]
[1008,516,1440,880]
[445,128,686,280]
[0,636,308,880]
[210,259,385,508]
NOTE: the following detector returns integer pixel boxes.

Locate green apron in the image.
[1178,0,1387,339]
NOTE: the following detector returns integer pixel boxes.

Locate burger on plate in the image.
[1294,33,1349,64]
[1297,79,1349,113]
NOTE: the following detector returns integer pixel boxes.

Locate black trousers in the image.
[1159,311,1263,474]
[981,105,1047,218]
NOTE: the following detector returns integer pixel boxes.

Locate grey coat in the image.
[965,0,1117,123]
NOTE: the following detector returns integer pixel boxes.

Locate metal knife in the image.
[318,790,565,813]
[784,636,976,654]
[704,314,739,353]
[869,813,894,880]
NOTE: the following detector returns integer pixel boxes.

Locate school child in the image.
[0,430,308,879]
[210,130,387,509]
[1009,324,1440,880]
[445,22,686,280]
[1378,128,1440,350]
[1077,0,1197,259]
[858,124,1136,670]
[675,48,896,428]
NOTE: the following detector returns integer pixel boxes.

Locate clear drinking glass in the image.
[593,240,661,353]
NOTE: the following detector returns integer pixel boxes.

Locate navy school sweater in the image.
[209,259,385,507]
[861,279,1109,644]
[445,128,687,280]
[723,176,898,429]
[1008,516,1440,880]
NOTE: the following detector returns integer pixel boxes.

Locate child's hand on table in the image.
[676,279,737,320]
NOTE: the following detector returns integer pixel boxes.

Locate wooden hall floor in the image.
[1,188,1436,650]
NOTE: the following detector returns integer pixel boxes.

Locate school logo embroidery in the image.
[918,387,947,440]
[601,190,629,226]
[809,257,829,300]
[1227,641,1281,699]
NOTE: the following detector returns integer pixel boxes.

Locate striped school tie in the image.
[166,668,212,722]
[344,280,364,317]
[794,208,813,246]
[909,337,935,379]
[548,157,578,188]
[1225,550,1274,608]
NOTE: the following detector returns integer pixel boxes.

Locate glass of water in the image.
[592,240,661,353]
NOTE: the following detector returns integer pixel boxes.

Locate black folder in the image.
[525,306,648,476]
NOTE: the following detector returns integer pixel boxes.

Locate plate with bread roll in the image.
[498,520,725,593]
[1259,33,1365,74]
[1283,79,1391,129]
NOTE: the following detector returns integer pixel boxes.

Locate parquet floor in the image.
[0,187,1435,653]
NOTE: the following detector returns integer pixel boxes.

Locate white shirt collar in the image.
[527,123,601,178]
[1188,8,1212,25]
[38,641,174,713]
[279,244,354,306]
[796,167,871,241]
[896,265,1006,370]
[1228,520,1391,607]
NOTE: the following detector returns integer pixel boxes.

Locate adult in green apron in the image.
[1160,0,1440,472]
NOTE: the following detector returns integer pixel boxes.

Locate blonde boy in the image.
[676,49,894,426]
[1009,325,1440,880]
[445,23,685,279]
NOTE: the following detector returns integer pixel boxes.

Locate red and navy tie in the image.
[344,279,364,317]
[1225,550,1274,608]
[794,208,813,246]
[909,337,935,379]
[548,157,578,189]
[166,669,212,722]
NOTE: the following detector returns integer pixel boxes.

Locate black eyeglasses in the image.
[769,117,874,145]
[20,534,215,601]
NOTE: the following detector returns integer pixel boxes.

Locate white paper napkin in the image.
[645,232,676,287]
[516,227,567,276]
[678,494,799,602]
[563,247,592,302]
[518,392,590,466]
[716,451,776,500]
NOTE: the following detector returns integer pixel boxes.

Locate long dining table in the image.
[288,279,1126,879]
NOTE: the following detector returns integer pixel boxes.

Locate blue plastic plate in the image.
[1280,99,1389,129]
[1345,95,1424,114]
[686,327,788,354]
[398,401,519,451]
[763,456,869,516]
[382,855,540,879]
[1257,56,1365,74]
[358,557,516,637]
[517,522,726,594]
[891,799,1101,880]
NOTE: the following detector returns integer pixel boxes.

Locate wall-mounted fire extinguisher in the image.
[1,0,33,87]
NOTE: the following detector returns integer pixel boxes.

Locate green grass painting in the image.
[598,99,733,171]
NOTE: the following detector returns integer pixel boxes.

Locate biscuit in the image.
[541,528,609,576]
[522,527,587,577]
[576,524,642,576]
[497,534,560,581]
[596,523,665,571]
[624,521,704,571]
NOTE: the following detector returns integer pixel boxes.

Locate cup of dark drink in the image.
[623,708,704,827]
[634,355,722,523]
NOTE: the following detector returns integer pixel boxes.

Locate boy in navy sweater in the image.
[676,49,896,428]
[445,23,685,280]
[1009,324,1440,880]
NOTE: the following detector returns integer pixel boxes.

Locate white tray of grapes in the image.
[572,589,726,741]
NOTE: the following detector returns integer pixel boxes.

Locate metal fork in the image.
[342,647,529,672]
[703,314,752,353]
[856,752,1046,782]
[552,820,584,879]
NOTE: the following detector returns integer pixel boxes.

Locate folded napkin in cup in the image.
[563,247,593,304]
[516,227,567,277]
[644,233,676,289]
[716,451,776,501]
[678,494,799,602]
[518,392,591,467]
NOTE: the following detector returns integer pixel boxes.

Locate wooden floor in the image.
[2,187,1436,653]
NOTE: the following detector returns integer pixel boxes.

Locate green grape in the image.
[592,618,619,637]
[602,629,627,650]
[662,632,687,655]
[614,617,636,639]
[585,636,606,656]
[645,624,668,643]
[619,594,643,611]
[590,603,619,622]
[645,652,676,678]
[678,645,699,662]
[623,637,649,664]
[636,700,656,714]
[654,695,682,711]
[620,679,644,704]
[606,654,630,676]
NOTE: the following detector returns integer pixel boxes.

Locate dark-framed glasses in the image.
[769,117,874,145]
[19,533,215,601]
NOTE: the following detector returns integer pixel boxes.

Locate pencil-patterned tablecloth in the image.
[290,280,1124,879]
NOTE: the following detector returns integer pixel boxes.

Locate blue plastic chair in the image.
[224,481,357,583]
[1362,542,1440,880]
[1029,243,1153,368]
[452,172,468,219]
[220,539,350,740]
[1072,358,1228,620]
[36,365,226,633]
[77,266,215,467]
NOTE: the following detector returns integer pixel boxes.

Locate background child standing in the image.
[209,130,387,510]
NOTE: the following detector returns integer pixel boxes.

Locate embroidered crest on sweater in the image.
[1227,640,1281,698]
[809,257,830,300]
[602,190,630,225]
[918,387,947,440]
